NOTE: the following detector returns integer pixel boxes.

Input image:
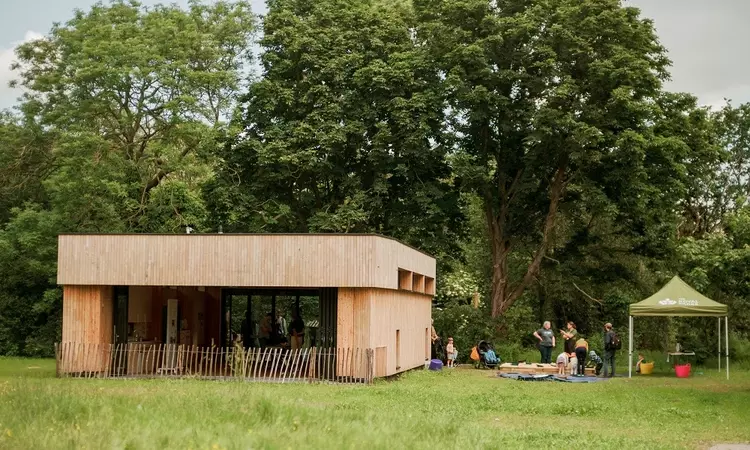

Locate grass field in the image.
[1,357,749,449]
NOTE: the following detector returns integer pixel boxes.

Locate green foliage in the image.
[0,0,256,356]
[0,208,62,356]
[414,0,682,318]
[207,0,463,257]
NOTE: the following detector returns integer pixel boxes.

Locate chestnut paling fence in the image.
[54,343,374,384]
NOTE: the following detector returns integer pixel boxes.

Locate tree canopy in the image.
[0,0,256,355]
[0,0,748,362]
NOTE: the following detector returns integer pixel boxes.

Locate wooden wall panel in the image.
[336,287,431,377]
[61,285,113,373]
[365,288,432,377]
[336,288,372,378]
[57,234,436,290]
[373,239,436,291]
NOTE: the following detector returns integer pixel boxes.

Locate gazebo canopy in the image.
[629,276,728,317]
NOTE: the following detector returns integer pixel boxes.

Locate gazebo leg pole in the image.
[718,317,721,372]
[628,315,633,379]
[725,316,729,380]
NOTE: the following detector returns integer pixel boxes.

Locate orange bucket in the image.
[675,363,691,378]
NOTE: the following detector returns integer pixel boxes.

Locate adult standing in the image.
[430,319,441,359]
[574,337,588,376]
[259,313,272,348]
[560,321,578,355]
[289,312,305,350]
[533,321,556,364]
[602,322,616,377]
[276,311,288,343]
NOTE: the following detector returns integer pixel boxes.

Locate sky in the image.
[0,0,748,110]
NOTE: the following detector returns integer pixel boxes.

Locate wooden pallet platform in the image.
[497,363,596,376]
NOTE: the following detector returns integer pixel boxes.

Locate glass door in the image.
[112,286,129,375]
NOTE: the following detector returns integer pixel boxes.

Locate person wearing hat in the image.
[602,322,616,377]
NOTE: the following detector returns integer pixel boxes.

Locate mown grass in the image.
[1,357,749,449]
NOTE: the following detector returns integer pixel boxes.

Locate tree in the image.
[712,102,750,211]
[0,113,55,225]
[10,0,256,232]
[207,0,462,257]
[0,0,256,356]
[415,0,680,317]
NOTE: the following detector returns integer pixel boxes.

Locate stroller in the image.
[471,340,500,369]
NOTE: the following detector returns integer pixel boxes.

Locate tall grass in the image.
[1,357,749,449]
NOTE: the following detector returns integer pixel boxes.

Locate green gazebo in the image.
[628,276,729,379]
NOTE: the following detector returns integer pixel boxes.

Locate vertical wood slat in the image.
[118,343,125,377]
[308,347,316,381]
[257,348,267,379]
[269,348,277,379]
[83,343,90,378]
[286,350,296,383]
[91,343,99,378]
[192,345,198,376]
[284,350,292,383]
[270,349,281,380]
[261,348,270,379]
[289,349,298,382]
[253,348,261,379]
[145,345,153,377]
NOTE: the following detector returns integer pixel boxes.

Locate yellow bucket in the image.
[640,361,654,375]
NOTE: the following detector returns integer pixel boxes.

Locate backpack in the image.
[609,332,622,350]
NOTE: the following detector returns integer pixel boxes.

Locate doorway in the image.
[112,286,129,375]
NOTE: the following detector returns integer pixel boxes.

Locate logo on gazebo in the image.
[658,298,677,305]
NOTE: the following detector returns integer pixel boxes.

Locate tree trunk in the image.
[488,165,567,318]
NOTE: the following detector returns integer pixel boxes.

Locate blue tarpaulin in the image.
[498,373,608,383]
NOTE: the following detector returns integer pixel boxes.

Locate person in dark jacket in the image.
[602,322,616,377]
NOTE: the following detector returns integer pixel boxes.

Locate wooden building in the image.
[56,233,436,381]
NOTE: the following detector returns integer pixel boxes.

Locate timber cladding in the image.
[337,287,432,377]
[57,234,435,289]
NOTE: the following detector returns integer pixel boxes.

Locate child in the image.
[446,337,456,368]
[636,354,644,373]
[556,352,569,375]
[569,353,578,376]
[588,350,604,376]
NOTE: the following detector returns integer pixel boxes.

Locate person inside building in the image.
[259,313,272,348]
[289,311,305,350]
